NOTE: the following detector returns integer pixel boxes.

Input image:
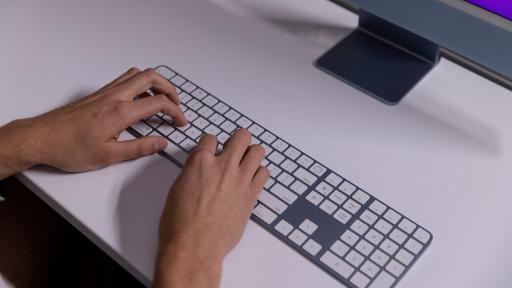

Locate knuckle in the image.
[236,129,251,140]
[127,67,141,74]
[143,68,158,79]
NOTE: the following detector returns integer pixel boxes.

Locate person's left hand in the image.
[0,67,187,175]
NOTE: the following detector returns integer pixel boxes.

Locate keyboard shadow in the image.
[115,157,181,287]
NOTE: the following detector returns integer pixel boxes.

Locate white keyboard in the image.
[129,65,432,288]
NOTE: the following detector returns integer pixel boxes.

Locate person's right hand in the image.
[154,129,270,288]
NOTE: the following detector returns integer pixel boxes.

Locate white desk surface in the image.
[2,0,511,287]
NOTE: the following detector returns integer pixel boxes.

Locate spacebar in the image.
[163,140,189,165]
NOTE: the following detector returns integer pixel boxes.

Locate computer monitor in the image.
[317,0,512,105]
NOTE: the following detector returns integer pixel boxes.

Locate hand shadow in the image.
[115,156,182,287]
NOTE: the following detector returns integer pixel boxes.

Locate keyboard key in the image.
[259,190,288,214]
[168,130,186,144]
[361,260,379,278]
[204,124,221,135]
[267,164,282,178]
[264,178,275,189]
[369,271,395,288]
[179,104,188,112]
[293,168,317,186]
[248,124,264,136]
[360,210,378,225]
[203,95,219,107]
[157,121,175,136]
[193,117,209,130]
[224,109,241,121]
[163,140,188,164]
[297,155,314,168]
[404,238,423,254]
[325,173,343,187]
[395,248,414,265]
[290,181,308,195]
[343,199,361,214]
[252,204,277,224]
[284,146,301,160]
[277,172,294,186]
[181,81,197,93]
[155,66,176,79]
[270,183,298,204]
[339,181,357,195]
[131,121,152,136]
[319,199,337,215]
[176,123,191,132]
[184,110,198,122]
[370,200,387,215]
[198,106,214,118]
[350,272,370,288]
[355,239,374,256]
[274,220,293,236]
[145,115,163,128]
[299,219,318,235]
[315,182,333,196]
[305,191,323,206]
[268,151,285,165]
[289,229,307,245]
[310,163,326,177]
[185,126,202,140]
[333,209,351,224]
[180,139,196,151]
[345,250,364,267]
[331,240,350,257]
[340,230,359,246]
[380,239,399,255]
[398,218,417,234]
[236,116,252,129]
[191,88,207,99]
[261,143,273,156]
[260,131,276,144]
[281,159,298,173]
[170,75,186,86]
[385,259,405,277]
[179,92,192,104]
[187,99,203,110]
[384,209,401,225]
[413,227,431,244]
[303,239,322,256]
[389,229,407,245]
[209,113,226,126]
[351,220,369,236]
[220,120,237,133]
[353,190,370,204]
[371,249,390,267]
[329,191,347,205]
[271,139,288,152]
[365,229,384,246]
[213,102,229,114]
[375,219,393,235]
[320,251,354,278]
[217,132,230,144]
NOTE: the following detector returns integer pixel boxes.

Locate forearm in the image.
[0,119,40,180]
[154,241,223,288]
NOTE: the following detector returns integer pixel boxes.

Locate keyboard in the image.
[128,65,433,288]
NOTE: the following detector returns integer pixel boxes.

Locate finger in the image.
[99,67,141,92]
[250,166,270,202]
[194,134,218,155]
[124,94,187,126]
[221,129,252,164]
[240,144,265,176]
[107,135,167,163]
[112,68,180,105]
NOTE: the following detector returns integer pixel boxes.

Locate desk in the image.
[1,0,511,287]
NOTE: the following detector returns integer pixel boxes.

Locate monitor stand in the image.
[316,10,440,105]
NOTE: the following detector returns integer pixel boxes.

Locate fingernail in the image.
[155,139,167,151]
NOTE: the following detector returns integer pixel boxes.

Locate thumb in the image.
[109,136,167,163]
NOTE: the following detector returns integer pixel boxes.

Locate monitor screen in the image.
[465,0,512,21]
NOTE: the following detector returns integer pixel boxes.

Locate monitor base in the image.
[316,10,440,105]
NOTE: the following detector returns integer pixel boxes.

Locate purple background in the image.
[466,0,512,21]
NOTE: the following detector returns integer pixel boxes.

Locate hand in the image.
[154,130,270,288]
[0,67,187,178]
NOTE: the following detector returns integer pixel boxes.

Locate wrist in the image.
[154,238,224,288]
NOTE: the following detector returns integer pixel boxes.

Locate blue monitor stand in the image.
[316,10,440,105]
